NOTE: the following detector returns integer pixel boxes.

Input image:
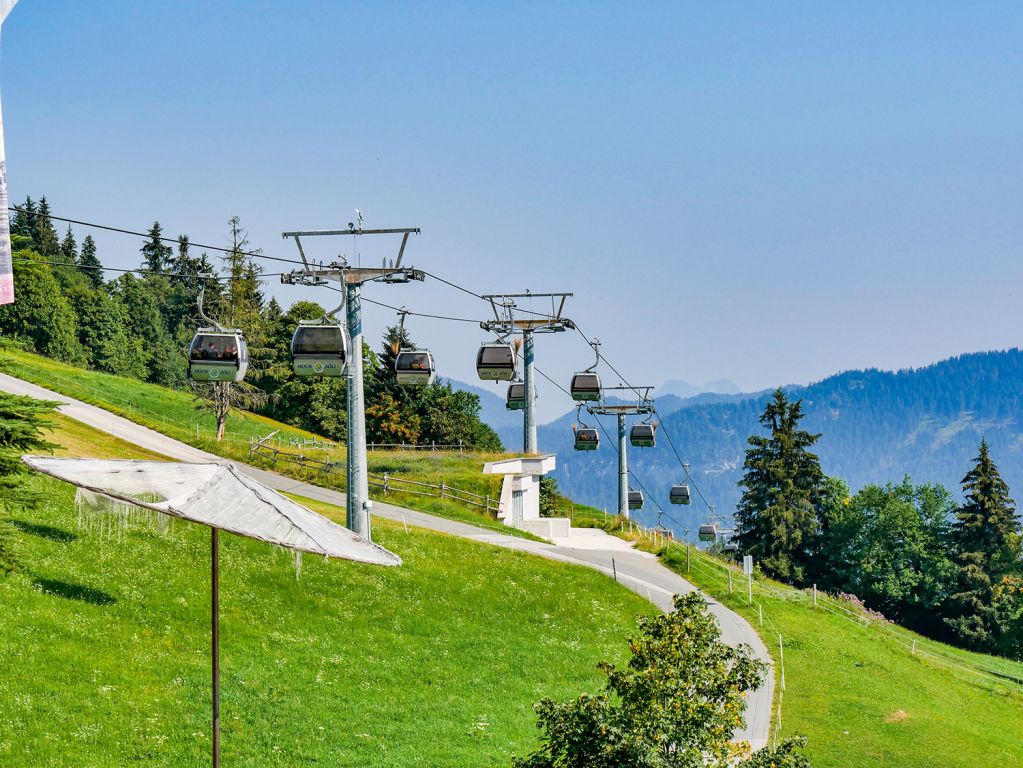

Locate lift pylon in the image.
[588,387,655,519]
[281,221,423,542]
[479,292,573,454]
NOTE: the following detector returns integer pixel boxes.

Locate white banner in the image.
[0,1,17,305]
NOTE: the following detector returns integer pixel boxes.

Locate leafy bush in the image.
[512,592,813,767]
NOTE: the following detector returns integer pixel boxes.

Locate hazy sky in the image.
[5,2,1021,421]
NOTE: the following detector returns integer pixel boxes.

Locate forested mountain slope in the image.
[542,350,1023,535]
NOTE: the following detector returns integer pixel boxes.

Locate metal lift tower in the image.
[281,222,423,541]
[480,292,573,454]
[589,387,655,519]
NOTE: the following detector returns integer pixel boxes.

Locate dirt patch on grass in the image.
[884,709,910,723]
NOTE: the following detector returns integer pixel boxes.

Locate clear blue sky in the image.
[5,1,1021,421]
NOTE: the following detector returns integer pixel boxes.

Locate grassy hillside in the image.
[0,347,526,536]
[643,538,1023,768]
[0,417,655,767]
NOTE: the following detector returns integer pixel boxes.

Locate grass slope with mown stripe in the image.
[0,417,655,766]
[648,540,1023,768]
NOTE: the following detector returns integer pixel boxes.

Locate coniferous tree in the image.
[77,235,104,289]
[0,393,59,576]
[140,221,173,273]
[944,440,1020,650]
[735,389,826,584]
[9,195,35,240]
[32,197,60,258]
[59,226,78,265]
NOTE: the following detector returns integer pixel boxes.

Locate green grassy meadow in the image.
[650,540,1023,768]
[0,347,526,535]
[0,417,655,767]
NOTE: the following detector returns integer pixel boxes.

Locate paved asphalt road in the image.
[0,371,774,750]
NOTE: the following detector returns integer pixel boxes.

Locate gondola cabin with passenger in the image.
[188,330,249,382]
[506,382,525,410]
[290,323,347,377]
[395,350,436,386]
[574,427,599,451]
[476,343,517,381]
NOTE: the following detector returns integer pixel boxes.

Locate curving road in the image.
[0,371,774,749]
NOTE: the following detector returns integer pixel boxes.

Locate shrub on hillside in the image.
[512,592,813,768]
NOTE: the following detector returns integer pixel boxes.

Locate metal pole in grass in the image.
[612,557,617,583]
[758,603,763,626]
[211,527,221,768]
[813,583,818,608]
[779,633,785,691]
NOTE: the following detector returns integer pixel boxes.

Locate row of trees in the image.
[0,195,501,451]
[735,390,1022,658]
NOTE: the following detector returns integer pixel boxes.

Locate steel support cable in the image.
[11,257,288,279]
[10,206,309,267]
[569,320,719,515]
[25,201,715,513]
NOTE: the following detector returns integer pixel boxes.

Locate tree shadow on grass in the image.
[33,577,116,606]
[10,519,77,543]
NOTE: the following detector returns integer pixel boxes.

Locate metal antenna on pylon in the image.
[280,222,423,541]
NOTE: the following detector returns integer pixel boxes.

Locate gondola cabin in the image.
[395,350,436,386]
[669,484,692,505]
[569,372,601,401]
[506,382,525,410]
[476,343,517,381]
[188,330,248,382]
[290,324,347,377]
[723,538,739,553]
[698,523,718,542]
[627,490,644,510]
[574,427,599,451]
[630,423,656,447]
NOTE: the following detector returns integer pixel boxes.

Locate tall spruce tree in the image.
[140,221,172,273]
[9,195,35,240]
[77,235,104,288]
[59,226,78,264]
[32,197,60,258]
[735,389,825,584]
[944,440,1020,650]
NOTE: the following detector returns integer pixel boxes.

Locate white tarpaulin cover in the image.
[0,0,18,305]
[22,456,401,566]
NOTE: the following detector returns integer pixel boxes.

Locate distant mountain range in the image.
[453,350,1023,539]
[656,378,741,399]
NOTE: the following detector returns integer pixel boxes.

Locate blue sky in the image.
[4,1,1022,421]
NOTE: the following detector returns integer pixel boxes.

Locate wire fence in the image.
[247,439,502,516]
[619,518,1023,747]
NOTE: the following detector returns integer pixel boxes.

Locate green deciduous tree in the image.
[512,592,809,768]
[944,440,1021,650]
[0,252,86,364]
[819,478,957,633]
[735,390,826,584]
